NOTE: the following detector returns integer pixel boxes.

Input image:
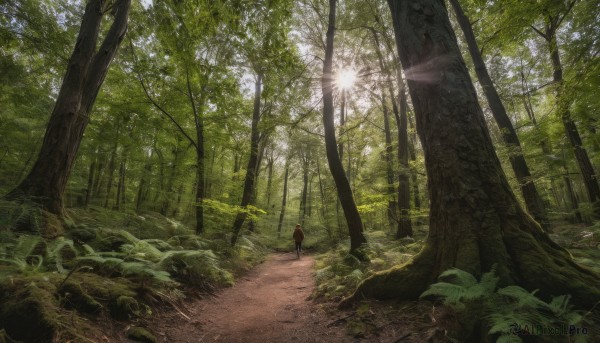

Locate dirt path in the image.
[150,253,348,343]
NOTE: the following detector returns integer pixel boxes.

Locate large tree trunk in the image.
[5,0,131,216]
[231,74,262,246]
[276,159,289,239]
[449,0,550,230]
[341,0,599,309]
[322,0,366,252]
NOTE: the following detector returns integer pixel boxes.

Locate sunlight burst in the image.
[337,69,357,90]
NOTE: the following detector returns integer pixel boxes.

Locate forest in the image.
[1,0,599,342]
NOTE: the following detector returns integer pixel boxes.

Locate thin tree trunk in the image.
[84,158,96,208]
[371,29,399,230]
[322,0,366,252]
[104,141,118,208]
[5,0,131,216]
[266,155,274,208]
[115,160,125,210]
[300,156,309,227]
[530,4,600,218]
[395,91,413,238]
[339,90,346,162]
[231,74,262,245]
[316,158,330,237]
[92,156,105,198]
[276,159,289,239]
[186,68,206,235]
[450,0,550,230]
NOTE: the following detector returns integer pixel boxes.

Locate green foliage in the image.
[420,267,499,311]
[160,250,234,289]
[313,230,424,300]
[420,268,589,342]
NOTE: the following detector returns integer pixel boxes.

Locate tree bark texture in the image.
[231,74,262,246]
[341,0,600,309]
[322,0,367,252]
[449,0,550,230]
[5,0,131,216]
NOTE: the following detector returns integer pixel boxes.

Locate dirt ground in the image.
[102,252,434,343]
[146,253,350,343]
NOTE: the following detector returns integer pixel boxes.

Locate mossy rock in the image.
[58,282,102,314]
[0,281,59,342]
[109,295,140,320]
[127,327,157,343]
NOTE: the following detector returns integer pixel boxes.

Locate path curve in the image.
[151,253,347,343]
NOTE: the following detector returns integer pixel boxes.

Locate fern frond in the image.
[14,235,43,260]
[420,282,467,309]
[437,268,478,288]
[47,237,77,273]
[497,286,548,309]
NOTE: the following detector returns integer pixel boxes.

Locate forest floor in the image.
[105,252,432,343]
[145,252,350,343]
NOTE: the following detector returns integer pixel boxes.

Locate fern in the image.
[421,268,588,342]
[46,237,78,273]
[13,235,43,260]
[420,267,499,310]
[159,250,233,288]
[120,240,164,263]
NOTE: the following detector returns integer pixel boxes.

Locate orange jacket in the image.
[293,227,305,242]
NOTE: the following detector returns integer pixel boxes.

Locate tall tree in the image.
[530,0,600,217]
[321,0,367,252]
[5,0,131,217]
[449,0,550,230]
[343,0,599,309]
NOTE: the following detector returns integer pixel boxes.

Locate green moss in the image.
[127,327,157,343]
[58,282,103,313]
[110,295,141,320]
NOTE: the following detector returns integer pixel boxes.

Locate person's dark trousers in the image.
[295,242,302,252]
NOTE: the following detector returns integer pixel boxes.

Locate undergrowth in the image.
[313,228,426,300]
[0,201,269,343]
[420,268,593,343]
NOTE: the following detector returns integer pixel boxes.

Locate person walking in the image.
[292,224,304,258]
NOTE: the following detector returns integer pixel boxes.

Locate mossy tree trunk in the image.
[5,0,131,216]
[341,0,600,308]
